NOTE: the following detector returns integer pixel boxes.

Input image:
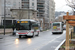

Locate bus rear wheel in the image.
[36,32,39,36]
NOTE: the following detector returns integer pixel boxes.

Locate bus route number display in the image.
[17,21,28,23]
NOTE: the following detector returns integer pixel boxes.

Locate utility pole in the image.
[19,2,21,20]
[4,0,6,35]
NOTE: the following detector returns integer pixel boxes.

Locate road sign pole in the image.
[73,10,75,33]
[65,12,69,50]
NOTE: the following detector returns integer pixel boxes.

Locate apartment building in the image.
[37,0,55,29]
[0,0,21,25]
[0,0,37,25]
[1,0,21,17]
[0,0,55,29]
[22,0,37,10]
[0,2,1,25]
[21,0,37,19]
[49,0,55,23]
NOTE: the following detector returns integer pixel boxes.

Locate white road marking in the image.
[55,39,65,50]
[34,33,65,50]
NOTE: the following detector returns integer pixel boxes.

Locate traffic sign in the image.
[63,15,75,20]
[68,21,75,24]
[70,24,75,26]
[63,12,75,50]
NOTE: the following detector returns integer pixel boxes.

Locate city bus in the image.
[52,22,63,34]
[16,19,40,38]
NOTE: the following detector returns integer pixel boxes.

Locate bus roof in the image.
[53,22,62,23]
[17,19,37,22]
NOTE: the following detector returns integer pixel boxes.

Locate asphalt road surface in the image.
[0,30,66,50]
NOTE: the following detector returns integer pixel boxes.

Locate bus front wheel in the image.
[19,35,21,38]
[32,32,34,37]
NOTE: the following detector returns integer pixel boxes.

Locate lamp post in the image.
[28,5,30,19]
[4,0,6,35]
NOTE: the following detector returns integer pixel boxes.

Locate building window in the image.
[32,3,34,6]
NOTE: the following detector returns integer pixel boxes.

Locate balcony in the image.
[37,5,44,8]
[22,0,29,3]
[37,5,44,7]
[37,1,45,4]
[38,10,45,13]
[22,4,29,6]
[22,5,29,8]
[38,14,45,17]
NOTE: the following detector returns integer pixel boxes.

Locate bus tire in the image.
[19,35,21,38]
[52,32,54,34]
[61,32,62,34]
[36,32,39,36]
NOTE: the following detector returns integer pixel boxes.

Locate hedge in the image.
[0,25,15,28]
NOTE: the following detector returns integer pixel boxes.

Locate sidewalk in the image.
[0,28,13,34]
[0,28,13,39]
[0,33,13,39]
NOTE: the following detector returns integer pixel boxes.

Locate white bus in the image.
[16,19,40,38]
[52,22,63,34]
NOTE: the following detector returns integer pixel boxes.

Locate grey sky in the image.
[54,0,72,12]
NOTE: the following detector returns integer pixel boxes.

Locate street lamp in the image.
[4,0,6,35]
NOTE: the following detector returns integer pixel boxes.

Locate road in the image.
[0,30,66,50]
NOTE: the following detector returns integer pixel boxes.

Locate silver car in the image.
[63,25,66,30]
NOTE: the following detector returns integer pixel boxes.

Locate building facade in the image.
[49,0,55,22]
[1,0,21,17]
[0,0,21,25]
[37,0,55,29]
[22,0,37,10]
[21,0,37,20]
[0,0,55,30]
[0,0,37,25]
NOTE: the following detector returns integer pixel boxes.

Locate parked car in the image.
[63,25,66,30]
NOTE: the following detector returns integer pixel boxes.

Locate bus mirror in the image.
[30,23,32,25]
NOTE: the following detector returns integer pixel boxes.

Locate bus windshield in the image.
[53,23,60,30]
[16,21,31,30]
[53,23,60,26]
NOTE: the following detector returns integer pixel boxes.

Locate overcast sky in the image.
[54,0,72,12]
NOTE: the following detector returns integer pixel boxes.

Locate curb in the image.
[55,39,66,50]
[55,28,72,50]
[42,29,51,32]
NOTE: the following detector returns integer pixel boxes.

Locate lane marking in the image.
[55,39,66,50]
[34,33,65,50]
[55,29,71,50]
